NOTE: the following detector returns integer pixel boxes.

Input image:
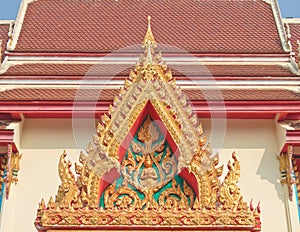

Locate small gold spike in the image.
[47,197,55,209]
[97,122,105,135]
[39,199,46,210]
[124,79,132,89]
[108,105,114,115]
[142,16,157,48]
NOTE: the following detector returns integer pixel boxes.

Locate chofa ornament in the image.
[35,17,261,232]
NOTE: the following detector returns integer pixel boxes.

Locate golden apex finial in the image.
[143,15,157,48]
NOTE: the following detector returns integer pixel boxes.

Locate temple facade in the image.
[0,0,300,231]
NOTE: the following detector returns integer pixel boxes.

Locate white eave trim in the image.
[282,18,300,24]
[1,80,300,88]
[6,55,292,63]
[270,0,291,52]
[0,20,14,25]
[7,0,37,51]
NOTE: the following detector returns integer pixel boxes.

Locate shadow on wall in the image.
[21,118,285,203]
[201,118,284,204]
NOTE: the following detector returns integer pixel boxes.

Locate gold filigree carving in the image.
[37,206,260,229]
[3,144,22,199]
[121,116,176,191]
[56,151,79,207]
[188,139,222,209]
[219,152,247,210]
[278,145,295,201]
[90,17,199,172]
[36,17,261,232]
[36,148,260,230]
[55,144,119,209]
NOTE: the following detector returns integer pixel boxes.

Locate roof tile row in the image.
[14,0,284,54]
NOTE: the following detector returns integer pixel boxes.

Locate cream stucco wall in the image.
[0,118,299,232]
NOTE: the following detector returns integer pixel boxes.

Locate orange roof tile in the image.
[0,23,10,63]
[0,88,299,102]
[14,0,284,54]
[2,63,296,77]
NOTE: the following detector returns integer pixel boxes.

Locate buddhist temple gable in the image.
[0,1,299,232]
[35,20,261,231]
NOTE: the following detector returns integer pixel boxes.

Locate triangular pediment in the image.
[35,17,261,232]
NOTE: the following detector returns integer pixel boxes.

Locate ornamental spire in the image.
[142,16,157,48]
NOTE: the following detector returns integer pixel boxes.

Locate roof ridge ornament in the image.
[143,16,156,66]
[142,16,157,49]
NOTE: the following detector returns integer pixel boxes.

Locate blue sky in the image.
[0,0,299,20]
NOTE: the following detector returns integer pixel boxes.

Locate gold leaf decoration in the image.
[35,17,261,232]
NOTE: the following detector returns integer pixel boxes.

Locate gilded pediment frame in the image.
[35,17,261,232]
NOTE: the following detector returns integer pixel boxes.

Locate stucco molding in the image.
[0,20,14,25]
[282,18,300,24]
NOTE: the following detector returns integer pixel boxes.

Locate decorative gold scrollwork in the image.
[36,17,261,232]
[219,152,247,210]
